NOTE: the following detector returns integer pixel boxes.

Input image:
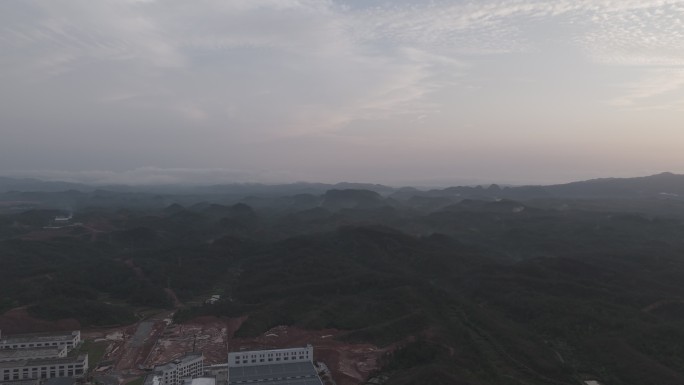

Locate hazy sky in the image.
[2,0,684,186]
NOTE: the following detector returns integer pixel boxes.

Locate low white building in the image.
[228,345,313,367]
[227,346,322,385]
[182,377,216,385]
[0,346,67,363]
[0,330,85,382]
[0,331,81,351]
[203,364,228,385]
[0,378,40,385]
[0,354,88,381]
[148,352,204,385]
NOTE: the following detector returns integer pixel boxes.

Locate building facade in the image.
[228,345,313,367]
[149,353,204,385]
[0,355,88,381]
[0,331,81,351]
[0,347,67,363]
[0,330,85,383]
[182,377,216,385]
[226,346,322,385]
[0,378,40,385]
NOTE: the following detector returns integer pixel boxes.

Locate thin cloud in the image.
[610,69,684,107]
[581,2,684,66]
[3,167,301,185]
[2,0,684,183]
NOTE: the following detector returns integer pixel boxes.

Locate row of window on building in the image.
[230,347,311,366]
[0,331,81,351]
[150,353,204,385]
[2,364,85,381]
[0,331,87,382]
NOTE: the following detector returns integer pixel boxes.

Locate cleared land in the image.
[80,314,383,385]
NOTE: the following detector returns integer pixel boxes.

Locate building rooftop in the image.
[228,362,322,385]
[183,377,215,385]
[44,377,77,385]
[154,352,203,372]
[173,352,203,363]
[0,379,41,385]
[228,345,312,355]
[0,354,87,368]
[1,331,79,344]
[0,347,65,361]
[143,374,160,385]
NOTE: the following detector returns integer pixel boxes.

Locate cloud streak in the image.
[3,167,301,185]
[610,69,684,108]
[2,0,684,183]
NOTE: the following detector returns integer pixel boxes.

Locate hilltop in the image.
[2,172,684,384]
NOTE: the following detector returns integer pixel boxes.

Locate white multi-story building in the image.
[0,331,81,351]
[182,377,216,385]
[0,354,88,381]
[149,352,204,385]
[0,330,85,382]
[0,347,67,363]
[0,378,40,385]
[228,345,313,367]
[227,345,322,385]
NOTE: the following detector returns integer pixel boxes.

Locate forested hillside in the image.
[2,176,684,384]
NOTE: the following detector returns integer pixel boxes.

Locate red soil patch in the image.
[164,288,182,309]
[150,318,386,385]
[0,307,80,334]
[230,325,388,385]
[146,316,246,366]
[82,315,387,385]
[81,311,175,377]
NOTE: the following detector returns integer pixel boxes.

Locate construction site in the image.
[81,313,386,385]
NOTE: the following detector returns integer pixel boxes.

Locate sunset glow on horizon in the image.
[2,0,684,186]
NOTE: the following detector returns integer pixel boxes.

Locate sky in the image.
[1,0,684,186]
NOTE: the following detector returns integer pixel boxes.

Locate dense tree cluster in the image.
[2,179,684,384]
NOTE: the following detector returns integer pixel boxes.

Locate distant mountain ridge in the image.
[544,172,684,198]
[403,172,684,201]
[0,177,93,193]
[0,177,398,196]
[5,173,684,384]
[1,172,683,201]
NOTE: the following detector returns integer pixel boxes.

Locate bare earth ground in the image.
[229,325,388,385]
[145,315,244,366]
[2,306,388,385]
[3,220,388,385]
[82,311,173,375]
[81,315,386,385]
[0,307,80,334]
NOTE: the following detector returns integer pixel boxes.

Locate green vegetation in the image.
[126,377,145,385]
[77,340,109,368]
[3,176,684,384]
[28,298,136,326]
